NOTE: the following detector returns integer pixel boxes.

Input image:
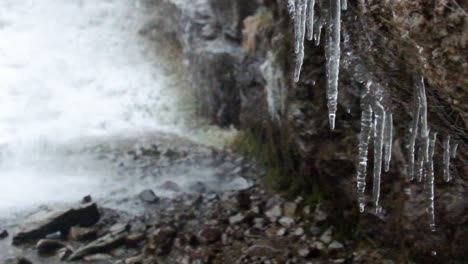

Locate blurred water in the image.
[0,0,238,215]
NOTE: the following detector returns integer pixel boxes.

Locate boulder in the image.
[138,189,159,204]
[13,203,100,245]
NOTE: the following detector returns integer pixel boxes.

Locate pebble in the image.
[229,213,245,225]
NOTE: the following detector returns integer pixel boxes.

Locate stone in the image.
[68,226,97,241]
[276,227,287,236]
[125,255,143,264]
[125,233,145,246]
[294,227,305,236]
[81,195,92,204]
[311,241,326,251]
[328,240,344,250]
[159,180,181,192]
[110,223,131,234]
[246,244,281,257]
[298,247,311,258]
[228,213,245,225]
[198,228,222,244]
[319,227,333,244]
[236,190,251,210]
[57,247,73,261]
[265,205,282,220]
[189,181,208,193]
[314,206,328,222]
[278,216,295,228]
[68,232,128,260]
[15,257,33,264]
[36,239,69,256]
[147,226,177,256]
[0,229,8,239]
[83,253,112,261]
[283,202,298,217]
[138,189,159,204]
[13,203,100,245]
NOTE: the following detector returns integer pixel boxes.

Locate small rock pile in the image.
[6,186,392,264]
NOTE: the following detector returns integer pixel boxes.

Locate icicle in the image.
[443,136,451,182]
[416,134,430,182]
[293,0,308,82]
[426,132,437,231]
[306,0,316,41]
[451,143,458,159]
[325,0,341,130]
[341,0,348,10]
[408,85,421,181]
[357,104,373,213]
[314,0,326,46]
[372,101,385,213]
[383,112,393,172]
[417,76,429,159]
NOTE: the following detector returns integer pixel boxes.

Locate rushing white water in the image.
[0,0,239,215]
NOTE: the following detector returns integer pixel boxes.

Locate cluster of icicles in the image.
[287,0,458,230]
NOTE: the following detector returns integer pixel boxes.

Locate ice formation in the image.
[286,1,459,228]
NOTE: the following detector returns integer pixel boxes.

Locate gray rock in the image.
[278,216,295,228]
[265,205,282,220]
[83,253,112,261]
[283,202,298,217]
[125,255,143,264]
[68,226,97,241]
[229,213,245,225]
[247,244,282,257]
[68,232,128,260]
[13,203,100,245]
[159,181,181,192]
[319,227,333,244]
[81,195,92,204]
[57,247,73,261]
[328,240,344,250]
[198,227,222,244]
[36,239,69,256]
[138,189,159,204]
[147,226,177,256]
[298,247,310,257]
[294,227,305,236]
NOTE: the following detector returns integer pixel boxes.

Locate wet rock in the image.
[83,253,112,261]
[283,202,298,218]
[81,195,92,204]
[13,203,100,245]
[68,232,128,260]
[278,216,295,228]
[298,247,311,258]
[110,223,131,234]
[159,180,181,192]
[319,227,333,244]
[0,229,8,239]
[198,227,222,244]
[68,226,98,241]
[125,255,143,264]
[57,247,73,261]
[147,226,177,256]
[246,244,282,257]
[125,233,145,246]
[329,240,344,250]
[138,189,159,204]
[36,239,69,256]
[229,213,245,225]
[10,257,33,264]
[265,205,282,221]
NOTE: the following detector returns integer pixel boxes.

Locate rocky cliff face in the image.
[152,0,467,262]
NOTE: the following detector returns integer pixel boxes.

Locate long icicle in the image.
[373,101,385,213]
[341,0,348,10]
[443,136,451,182]
[426,131,437,231]
[294,0,308,82]
[418,76,429,159]
[306,0,316,41]
[357,104,373,213]
[325,0,341,130]
[408,84,421,181]
[384,112,393,172]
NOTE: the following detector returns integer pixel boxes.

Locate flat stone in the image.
[83,253,112,261]
[229,213,245,225]
[138,189,159,204]
[36,239,69,256]
[328,240,344,250]
[13,203,100,245]
[265,205,282,220]
[68,226,97,241]
[278,216,295,228]
[68,232,128,260]
[319,227,333,244]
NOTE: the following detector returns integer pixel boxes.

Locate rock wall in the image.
[153,0,467,262]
